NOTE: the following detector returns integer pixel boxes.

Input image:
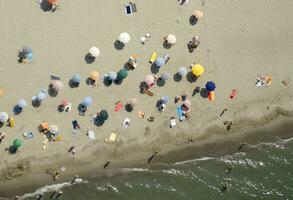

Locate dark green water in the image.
[12,135,293,200]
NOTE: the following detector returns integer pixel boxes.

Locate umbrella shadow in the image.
[156,78,165,87]
[139,82,148,94]
[8,145,17,154]
[17,52,26,63]
[86,78,95,86]
[192,86,201,97]
[84,53,95,64]
[0,122,3,128]
[32,100,41,108]
[173,73,182,82]
[150,63,160,74]
[94,118,105,127]
[68,79,79,88]
[125,104,134,112]
[48,85,58,97]
[162,40,172,49]
[78,104,87,116]
[123,63,134,71]
[189,15,198,25]
[186,71,198,83]
[13,105,22,115]
[114,78,123,85]
[103,77,113,87]
[114,40,125,50]
[40,0,52,12]
[200,88,208,98]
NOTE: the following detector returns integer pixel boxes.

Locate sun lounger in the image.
[177,106,185,121]
[163,53,170,63]
[87,130,95,139]
[125,4,133,15]
[115,102,123,112]
[170,117,176,128]
[105,132,117,143]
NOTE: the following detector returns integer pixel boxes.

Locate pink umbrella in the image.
[183,100,191,108]
[144,75,155,86]
[51,80,63,91]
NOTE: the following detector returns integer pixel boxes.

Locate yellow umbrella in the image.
[192,64,204,77]
[89,71,99,81]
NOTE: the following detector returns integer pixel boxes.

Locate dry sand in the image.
[0,0,293,196]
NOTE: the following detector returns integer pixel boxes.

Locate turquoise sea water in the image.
[9,134,293,200]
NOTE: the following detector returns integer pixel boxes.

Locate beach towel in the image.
[87,130,95,139]
[0,88,6,97]
[105,132,117,143]
[170,117,176,128]
[177,106,185,121]
[115,102,123,112]
[23,132,34,139]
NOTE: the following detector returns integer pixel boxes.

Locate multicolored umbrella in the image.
[49,125,59,134]
[0,112,9,123]
[183,100,191,109]
[144,75,155,86]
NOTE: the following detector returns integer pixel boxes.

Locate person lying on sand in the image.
[103,161,111,169]
[219,108,228,117]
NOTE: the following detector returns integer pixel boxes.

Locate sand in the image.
[0,0,293,197]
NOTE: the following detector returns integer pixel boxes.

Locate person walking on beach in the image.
[147,151,159,164]
[103,161,111,169]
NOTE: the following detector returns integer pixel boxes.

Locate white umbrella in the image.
[166,34,176,45]
[49,125,59,134]
[18,99,27,108]
[118,32,131,44]
[89,47,100,58]
[0,112,9,123]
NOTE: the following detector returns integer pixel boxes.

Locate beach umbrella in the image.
[48,0,59,4]
[183,100,191,109]
[0,112,9,123]
[161,96,169,104]
[161,72,170,81]
[49,125,59,134]
[205,81,216,92]
[194,10,204,19]
[129,98,138,106]
[108,71,117,81]
[118,32,131,44]
[88,130,95,139]
[166,34,176,45]
[192,64,204,77]
[0,88,6,97]
[22,46,32,54]
[155,57,165,67]
[144,75,155,85]
[51,80,63,91]
[36,90,47,101]
[178,67,188,76]
[98,110,109,121]
[13,139,22,148]
[72,74,81,83]
[117,69,128,80]
[18,99,27,108]
[89,47,100,58]
[61,99,69,106]
[82,97,92,107]
[89,71,99,81]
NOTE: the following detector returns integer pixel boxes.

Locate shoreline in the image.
[1,107,293,198]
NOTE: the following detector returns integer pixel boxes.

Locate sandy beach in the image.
[0,0,293,197]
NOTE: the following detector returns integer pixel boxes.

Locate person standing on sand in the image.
[147,151,159,164]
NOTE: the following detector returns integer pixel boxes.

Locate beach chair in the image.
[170,117,176,128]
[177,106,185,121]
[105,132,117,143]
[149,52,157,64]
[125,3,133,15]
[163,53,170,63]
[115,102,124,112]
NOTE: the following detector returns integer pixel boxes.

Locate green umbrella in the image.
[117,69,128,80]
[13,139,22,148]
[98,110,109,121]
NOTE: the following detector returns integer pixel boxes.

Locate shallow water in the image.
[11,135,293,200]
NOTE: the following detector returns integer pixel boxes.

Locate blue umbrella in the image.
[155,57,165,67]
[36,90,47,101]
[72,74,81,83]
[108,71,117,81]
[18,99,27,108]
[205,81,216,92]
[178,67,188,76]
[161,96,169,104]
[82,97,92,107]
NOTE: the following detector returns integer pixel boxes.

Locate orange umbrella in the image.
[89,71,99,81]
[0,88,6,97]
[47,0,59,4]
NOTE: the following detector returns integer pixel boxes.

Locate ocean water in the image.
[11,135,293,200]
